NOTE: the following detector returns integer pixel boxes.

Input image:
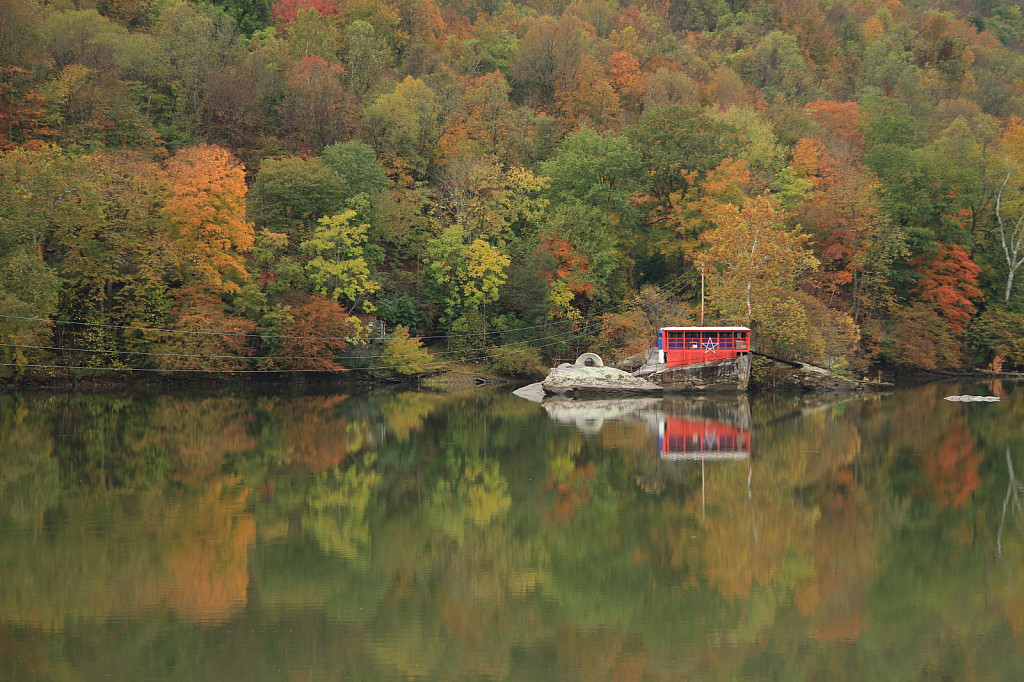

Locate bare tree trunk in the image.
[996,168,1024,302]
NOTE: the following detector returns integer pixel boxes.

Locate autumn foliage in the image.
[163,144,254,294]
[259,295,360,371]
[270,0,340,26]
[911,243,982,335]
[380,324,432,375]
[537,236,594,296]
[4,0,1024,379]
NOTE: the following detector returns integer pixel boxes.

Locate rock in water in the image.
[541,363,663,396]
[512,382,547,403]
[944,395,1001,402]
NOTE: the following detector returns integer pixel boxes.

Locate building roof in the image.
[659,326,750,332]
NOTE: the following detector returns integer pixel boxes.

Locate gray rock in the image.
[512,382,547,403]
[542,364,663,396]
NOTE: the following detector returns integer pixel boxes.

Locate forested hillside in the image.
[2,0,1024,378]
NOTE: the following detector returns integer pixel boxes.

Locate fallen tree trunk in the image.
[751,350,803,368]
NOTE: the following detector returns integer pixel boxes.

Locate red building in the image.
[658,326,751,368]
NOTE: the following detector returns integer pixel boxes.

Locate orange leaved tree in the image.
[911,243,982,336]
[164,144,254,295]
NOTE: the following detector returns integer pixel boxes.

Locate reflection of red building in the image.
[658,327,751,368]
[659,416,750,460]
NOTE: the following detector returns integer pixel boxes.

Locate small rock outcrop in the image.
[541,363,663,397]
[512,382,547,402]
[777,364,893,392]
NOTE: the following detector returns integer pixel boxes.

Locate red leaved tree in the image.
[537,236,595,297]
[911,242,982,335]
[607,50,644,112]
[151,287,257,372]
[270,0,340,26]
[0,67,50,150]
[259,295,359,371]
[803,99,864,166]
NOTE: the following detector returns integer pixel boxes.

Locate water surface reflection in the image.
[1,381,1023,680]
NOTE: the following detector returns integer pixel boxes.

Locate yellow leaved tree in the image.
[697,195,819,353]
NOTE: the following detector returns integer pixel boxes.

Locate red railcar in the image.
[657,326,751,368]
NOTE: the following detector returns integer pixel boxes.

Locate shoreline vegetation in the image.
[3,0,1024,382]
[3,355,1021,394]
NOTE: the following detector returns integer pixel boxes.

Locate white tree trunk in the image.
[996,168,1024,302]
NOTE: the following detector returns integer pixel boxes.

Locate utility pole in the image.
[700,261,705,326]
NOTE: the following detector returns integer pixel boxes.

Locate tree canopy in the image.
[4,0,1024,376]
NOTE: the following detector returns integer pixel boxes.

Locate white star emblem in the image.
[702,337,718,354]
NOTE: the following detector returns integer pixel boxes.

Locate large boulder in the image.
[541,363,663,397]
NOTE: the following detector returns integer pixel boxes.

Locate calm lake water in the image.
[1,379,1023,681]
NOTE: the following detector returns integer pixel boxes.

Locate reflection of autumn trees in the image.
[543,431,593,523]
[793,467,880,643]
[554,627,647,682]
[684,400,868,603]
[377,390,442,441]
[165,478,255,623]
[0,477,254,628]
[851,385,1024,681]
[303,459,380,560]
[6,385,1024,680]
[695,464,818,601]
[919,416,982,508]
[430,454,511,535]
[126,396,257,483]
[994,446,1024,633]
[255,395,372,472]
[601,415,675,496]
[0,396,59,527]
[359,513,551,681]
[0,390,388,630]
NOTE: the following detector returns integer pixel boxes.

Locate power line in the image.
[0,363,339,374]
[0,308,624,364]
[0,329,622,375]
[0,321,581,361]
[0,275,691,365]
[0,271,694,344]
[0,306,613,363]
[0,276,693,374]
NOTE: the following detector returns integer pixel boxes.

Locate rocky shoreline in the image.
[772,363,894,392]
[521,359,898,399]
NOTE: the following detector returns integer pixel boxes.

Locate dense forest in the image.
[2,0,1024,378]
